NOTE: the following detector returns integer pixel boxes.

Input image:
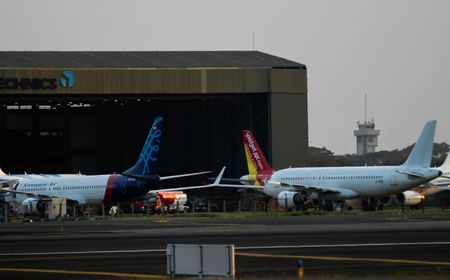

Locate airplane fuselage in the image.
[12,174,158,205]
[264,166,441,199]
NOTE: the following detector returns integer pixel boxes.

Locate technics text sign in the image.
[0,78,57,90]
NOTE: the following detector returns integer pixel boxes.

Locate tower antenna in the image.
[252,32,255,50]
[364,94,367,124]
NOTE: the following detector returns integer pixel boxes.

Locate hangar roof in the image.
[0,51,305,69]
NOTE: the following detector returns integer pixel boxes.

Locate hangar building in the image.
[0,51,308,178]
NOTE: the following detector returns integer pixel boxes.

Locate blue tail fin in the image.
[402,120,436,168]
[124,116,163,176]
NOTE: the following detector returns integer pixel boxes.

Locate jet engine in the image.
[395,191,424,206]
[21,198,46,214]
[277,191,302,209]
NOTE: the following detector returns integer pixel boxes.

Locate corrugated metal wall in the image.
[0,66,308,174]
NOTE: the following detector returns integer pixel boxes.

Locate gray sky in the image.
[3,0,450,154]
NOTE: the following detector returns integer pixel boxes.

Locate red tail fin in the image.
[242,130,275,174]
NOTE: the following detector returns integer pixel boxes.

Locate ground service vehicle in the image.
[138,191,187,214]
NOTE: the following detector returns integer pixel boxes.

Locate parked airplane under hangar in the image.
[0,51,308,181]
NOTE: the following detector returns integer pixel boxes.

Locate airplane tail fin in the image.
[402,120,436,169]
[242,130,275,175]
[123,116,163,177]
[243,142,258,177]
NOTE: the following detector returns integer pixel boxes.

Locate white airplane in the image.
[0,116,212,214]
[215,120,443,210]
[233,128,450,210]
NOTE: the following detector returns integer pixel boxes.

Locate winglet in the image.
[212,167,226,186]
[402,120,436,168]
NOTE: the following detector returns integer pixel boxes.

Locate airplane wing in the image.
[0,188,57,199]
[206,167,352,196]
[269,180,342,194]
[209,183,265,191]
[208,177,257,184]
[201,167,265,191]
[0,188,85,203]
[266,180,360,198]
[210,178,343,194]
[0,178,19,185]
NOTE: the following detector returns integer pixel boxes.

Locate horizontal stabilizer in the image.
[150,185,211,192]
[439,173,450,179]
[122,170,211,182]
[430,180,450,187]
[159,171,211,181]
[396,169,426,178]
[150,168,225,192]
[431,185,450,190]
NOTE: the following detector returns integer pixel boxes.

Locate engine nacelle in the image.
[21,198,46,214]
[277,191,302,210]
[395,191,424,206]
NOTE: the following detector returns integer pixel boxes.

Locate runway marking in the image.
[1,241,449,257]
[236,241,450,250]
[0,253,164,262]
[0,267,167,279]
[0,248,166,256]
[236,252,450,266]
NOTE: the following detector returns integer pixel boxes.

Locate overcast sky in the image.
[3,0,450,154]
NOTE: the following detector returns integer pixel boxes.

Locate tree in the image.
[309,142,449,167]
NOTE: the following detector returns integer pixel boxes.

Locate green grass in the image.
[114,206,450,219]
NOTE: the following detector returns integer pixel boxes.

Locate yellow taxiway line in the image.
[237,252,450,266]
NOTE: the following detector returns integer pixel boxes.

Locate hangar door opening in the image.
[0,94,271,178]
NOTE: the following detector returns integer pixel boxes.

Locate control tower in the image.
[354,119,380,155]
[353,95,380,155]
